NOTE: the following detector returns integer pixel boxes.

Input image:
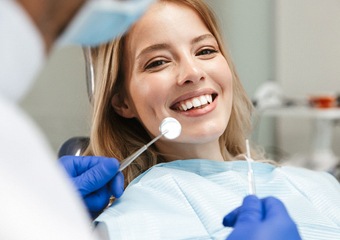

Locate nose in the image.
[176,55,204,85]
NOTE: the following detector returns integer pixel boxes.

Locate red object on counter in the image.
[309,95,336,109]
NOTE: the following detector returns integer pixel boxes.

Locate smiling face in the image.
[113,1,233,161]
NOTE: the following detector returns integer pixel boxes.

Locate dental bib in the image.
[95,159,340,240]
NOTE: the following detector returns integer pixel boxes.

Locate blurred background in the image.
[20,0,340,171]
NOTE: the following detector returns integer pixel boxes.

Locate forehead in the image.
[125,1,210,54]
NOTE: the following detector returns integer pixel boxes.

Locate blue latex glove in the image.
[59,156,124,218]
[223,195,301,240]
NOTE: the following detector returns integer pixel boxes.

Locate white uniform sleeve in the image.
[0,97,100,240]
[0,1,100,239]
[0,0,45,103]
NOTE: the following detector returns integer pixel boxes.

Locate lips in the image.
[171,93,217,111]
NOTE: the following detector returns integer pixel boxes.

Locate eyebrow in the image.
[191,34,215,45]
[136,43,171,61]
[136,34,215,60]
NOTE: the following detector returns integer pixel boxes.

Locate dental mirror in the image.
[119,117,181,171]
[160,117,182,139]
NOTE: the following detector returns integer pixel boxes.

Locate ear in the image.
[111,93,136,118]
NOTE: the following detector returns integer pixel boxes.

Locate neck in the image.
[156,140,225,162]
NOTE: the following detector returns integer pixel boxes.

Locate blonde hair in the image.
[85,0,263,186]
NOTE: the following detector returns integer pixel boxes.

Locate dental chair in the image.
[58,136,90,158]
[57,48,93,158]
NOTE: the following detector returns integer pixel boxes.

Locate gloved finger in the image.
[76,156,119,175]
[108,171,125,198]
[222,207,240,227]
[59,156,86,177]
[59,156,118,175]
[262,197,301,239]
[74,157,120,196]
[83,186,111,213]
[234,195,262,225]
[223,195,261,227]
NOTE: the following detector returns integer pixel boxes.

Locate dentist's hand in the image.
[59,156,124,218]
[223,195,301,240]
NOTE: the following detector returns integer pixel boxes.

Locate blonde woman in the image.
[73,0,340,239]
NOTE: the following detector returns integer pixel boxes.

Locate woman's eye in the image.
[197,48,217,56]
[145,60,167,70]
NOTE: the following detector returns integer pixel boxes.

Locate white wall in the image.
[209,0,275,96]
[20,46,91,153]
[275,0,340,162]
[208,0,276,153]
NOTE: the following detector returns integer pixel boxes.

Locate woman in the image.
[87,0,259,188]
[86,0,340,239]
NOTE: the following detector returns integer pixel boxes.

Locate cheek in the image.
[128,76,169,115]
[225,69,233,112]
[127,76,172,138]
[215,60,233,115]
[211,59,233,94]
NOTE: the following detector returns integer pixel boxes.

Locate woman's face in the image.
[115,2,233,160]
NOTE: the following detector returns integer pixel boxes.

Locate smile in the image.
[172,94,217,111]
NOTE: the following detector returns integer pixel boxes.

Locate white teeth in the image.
[177,94,213,111]
[199,95,208,105]
[192,98,201,107]
[181,103,188,111]
[206,94,212,103]
[186,101,193,109]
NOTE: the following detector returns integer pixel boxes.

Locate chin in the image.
[181,129,224,144]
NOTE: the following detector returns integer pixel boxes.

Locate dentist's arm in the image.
[223,195,302,240]
[60,156,124,218]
